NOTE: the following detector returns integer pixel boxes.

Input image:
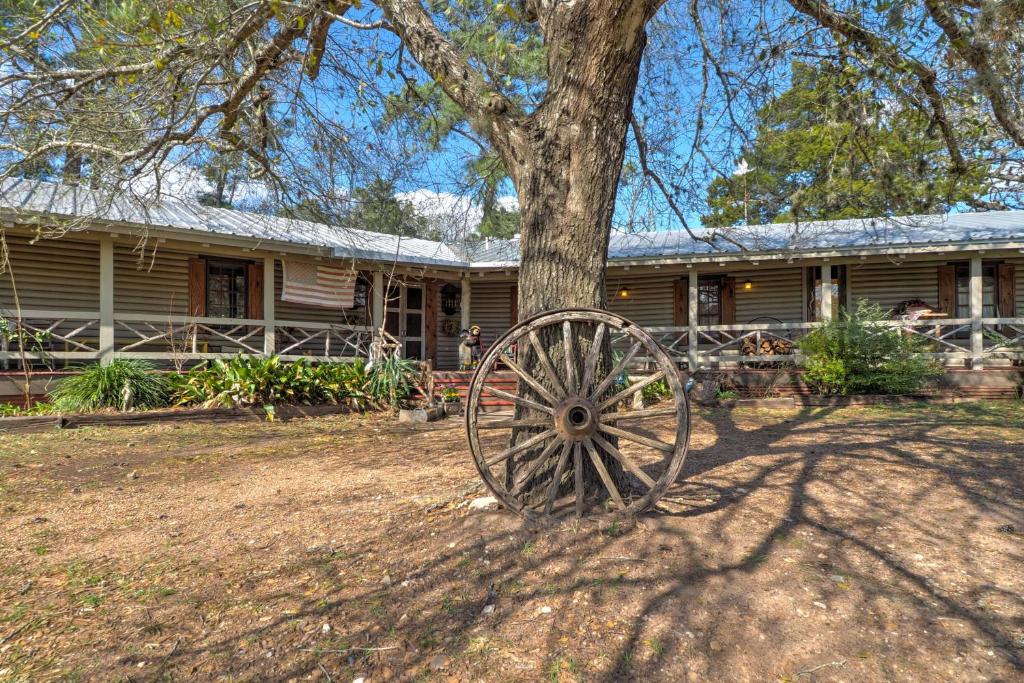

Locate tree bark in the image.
[498,1,652,505]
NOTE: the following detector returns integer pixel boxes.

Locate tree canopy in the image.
[702,60,992,227]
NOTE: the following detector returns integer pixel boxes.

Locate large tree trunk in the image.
[502,1,651,506]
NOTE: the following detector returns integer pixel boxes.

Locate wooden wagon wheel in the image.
[466,308,691,520]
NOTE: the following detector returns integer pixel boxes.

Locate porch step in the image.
[433,371,517,408]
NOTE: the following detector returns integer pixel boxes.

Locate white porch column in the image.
[970,255,984,368]
[687,269,699,371]
[98,235,114,364]
[263,256,275,355]
[460,274,472,331]
[372,270,385,329]
[819,263,833,322]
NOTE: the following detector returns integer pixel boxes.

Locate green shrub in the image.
[365,355,419,408]
[50,360,171,412]
[0,401,55,417]
[640,377,673,402]
[171,355,373,409]
[799,301,943,395]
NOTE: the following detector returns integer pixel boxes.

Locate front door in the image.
[384,283,425,360]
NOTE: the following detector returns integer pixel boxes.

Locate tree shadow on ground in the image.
[77,406,1024,680]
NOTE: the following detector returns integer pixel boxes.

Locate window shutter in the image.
[246,262,264,320]
[997,263,1016,318]
[188,257,206,317]
[936,265,955,316]
[510,285,518,325]
[721,277,736,324]
[673,279,687,326]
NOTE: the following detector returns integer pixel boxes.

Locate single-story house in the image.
[1,179,1023,399]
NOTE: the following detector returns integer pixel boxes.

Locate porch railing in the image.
[0,309,373,366]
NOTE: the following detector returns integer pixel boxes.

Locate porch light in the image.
[440,283,461,316]
[743,279,753,290]
[617,285,631,299]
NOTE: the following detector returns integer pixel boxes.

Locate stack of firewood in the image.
[740,335,793,357]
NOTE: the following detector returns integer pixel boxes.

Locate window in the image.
[206,259,248,318]
[697,276,723,326]
[955,264,997,318]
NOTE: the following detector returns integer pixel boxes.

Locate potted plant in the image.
[440,384,462,416]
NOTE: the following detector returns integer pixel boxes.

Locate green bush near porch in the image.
[800,301,943,396]
[50,359,172,412]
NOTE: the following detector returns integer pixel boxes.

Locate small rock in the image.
[539,606,552,614]
[353,678,366,683]
[127,470,139,480]
[321,623,331,634]
[709,640,722,652]
[997,524,1015,534]
[468,496,498,511]
[428,654,449,671]
[127,442,136,448]
[817,553,827,559]
[381,574,392,586]
[813,601,828,610]
[482,604,495,615]
[829,574,845,583]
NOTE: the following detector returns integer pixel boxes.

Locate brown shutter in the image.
[424,282,438,365]
[188,257,206,317]
[936,264,956,316]
[721,277,736,324]
[510,284,519,325]
[673,278,687,326]
[997,263,1016,319]
[246,262,264,320]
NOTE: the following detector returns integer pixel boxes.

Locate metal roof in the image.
[3,178,1024,268]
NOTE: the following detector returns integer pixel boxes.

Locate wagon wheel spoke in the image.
[600,406,678,422]
[478,418,552,430]
[510,435,568,496]
[595,370,665,412]
[562,321,578,395]
[583,437,625,510]
[573,441,584,518]
[597,423,675,453]
[590,432,656,490]
[499,351,560,407]
[485,428,558,467]
[543,439,574,515]
[589,340,642,401]
[482,384,553,414]
[578,322,606,396]
[527,329,568,398]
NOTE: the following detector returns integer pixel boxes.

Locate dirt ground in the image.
[1,402,1022,682]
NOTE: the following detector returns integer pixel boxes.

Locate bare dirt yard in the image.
[1,402,1022,682]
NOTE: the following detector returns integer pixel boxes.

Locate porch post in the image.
[819,263,833,322]
[461,274,472,331]
[970,255,984,368]
[687,269,699,371]
[263,256,275,355]
[372,271,385,328]
[98,235,114,364]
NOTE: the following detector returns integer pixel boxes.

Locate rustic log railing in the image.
[0,309,373,365]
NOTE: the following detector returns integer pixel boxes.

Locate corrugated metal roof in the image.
[3,178,1024,268]
[0,178,467,267]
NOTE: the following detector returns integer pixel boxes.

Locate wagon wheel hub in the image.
[554,398,598,441]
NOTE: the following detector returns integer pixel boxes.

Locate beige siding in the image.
[114,242,190,315]
[0,232,100,312]
[1012,257,1024,315]
[730,266,804,323]
[606,270,675,326]
[471,280,516,351]
[848,259,944,312]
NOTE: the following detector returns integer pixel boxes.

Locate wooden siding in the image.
[848,259,944,311]
[606,270,676,326]
[471,280,516,352]
[730,267,804,323]
[0,232,99,312]
[114,243,191,315]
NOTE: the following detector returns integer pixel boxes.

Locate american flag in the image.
[281,260,356,308]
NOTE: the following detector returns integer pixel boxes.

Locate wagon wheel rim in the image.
[465,308,691,520]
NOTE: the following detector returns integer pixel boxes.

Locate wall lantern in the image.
[440,283,461,315]
[617,285,631,299]
[743,279,753,291]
